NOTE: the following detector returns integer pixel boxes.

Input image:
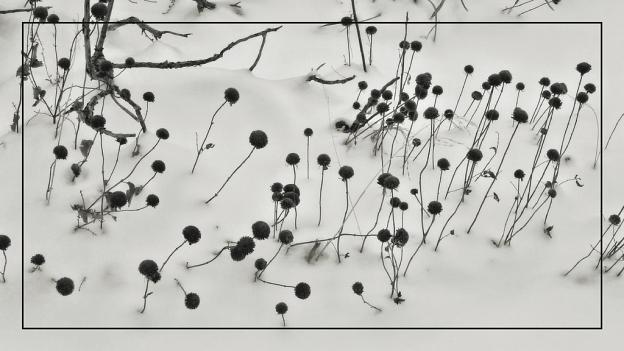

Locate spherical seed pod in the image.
[576,62,592,75]
[550,82,567,95]
[185,293,200,309]
[390,197,402,208]
[584,83,596,94]
[255,258,268,271]
[541,90,552,100]
[546,149,560,162]
[432,85,443,96]
[280,198,295,210]
[278,230,294,245]
[437,158,450,171]
[304,128,314,137]
[609,215,622,226]
[120,89,131,100]
[412,138,421,147]
[481,81,491,91]
[512,107,529,123]
[143,92,155,103]
[486,109,500,121]
[47,13,60,23]
[393,228,409,247]
[377,173,391,186]
[91,3,108,20]
[409,188,418,196]
[116,137,128,145]
[275,302,288,314]
[400,91,410,102]
[71,163,81,177]
[31,254,45,266]
[353,101,361,110]
[138,259,159,277]
[427,201,443,215]
[272,191,283,202]
[404,99,417,112]
[0,235,11,250]
[249,130,268,149]
[294,282,311,299]
[340,16,353,26]
[252,221,270,240]
[515,82,525,91]
[352,282,364,295]
[399,202,409,211]
[408,111,418,121]
[146,194,160,207]
[358,81,368,90]
[53,145,68,160]
[514,169,525,180]
[576,92,589,104]
[151,160,166,173]
[377,229,392,242]
[56,277,75,296]
[338,165,354,180]
[317,154,331,169]
[365,26,377,35]
[423,107,439,119]
[410,40,423,51]
[383,175,400,190]
[230,246,246,261]
[285,153,301,166]
[547,189,557,198]
[548,96,562,109]
[109,191,128,208]
[466,148,483,162]
[381,90,393,101]
[283,184,300,195]
[464,65,474,74]
[91,115,106,129]
[182,225,201,244]
[393,112,406,124]
[237,236,255,255]
[370,89,381,99]
[414,85,428,100]
[376,102,390,114]
[471,91,483,101]
[148,272,161,283]
[444,109,454,119]
[499,70,512,84]
[416,73,432,89]
[57,58,71,71]
[539,77,551,86]
[224,87,240,104]
[125,57,136,67]
[33,6,49,21]
[399,40,410,50]
[487,73,502,87]
[155,128,169,140]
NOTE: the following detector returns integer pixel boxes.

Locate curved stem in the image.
[205,147,255,204]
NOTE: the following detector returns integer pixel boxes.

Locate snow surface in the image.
[1,0,622,349]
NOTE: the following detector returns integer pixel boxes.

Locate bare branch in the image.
[0,6,51,15]
[306,74,356,85]
[111,26,282,69]
[107,17,191,40]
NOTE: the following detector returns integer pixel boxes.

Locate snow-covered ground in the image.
[1,0,622,349]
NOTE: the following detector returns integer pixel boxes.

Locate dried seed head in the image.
[0,235,11,251]
[151,160,166,173]
[365,26,377,35]
[90,3,108,20]
[550,82,568,95]
[584,83,596,94]
[53,145,68,160]
[352,282,364,295]
[185,293,200,309]
[33,6,49,21]
[464,65,474,74]
[55,277,74,296]
[393,228,409,247]
[255,258,268,271]
[58,58,71,70]
[286,153,301,166]
[467,148,483,162]
[609,215,621,226]
[383,175,400,190]
[471,91,483,101]
[512,107,529,123]
[138,259,159,277]
[399,202,409,211]
[515,82,525,91]
[487,73,502,87]
[541,90,552,100]
[304,128,313,137]
[499,70,512,84]
[31,254,45,266]
[485,109,499,121]
[109,191,128,208]
[444,109,454,119]
[252,221,270,240]
[143,92,155,103]
[548,96,562,109]
[156,128,169,140]
[294,282,311,299]
[317,154,331,168]
[249,130,268,149]
[340,16,353,26]
[236,236,255,255]
[539,77,551,87]
[390,197,402,208]
[377,229,392,242]
[437,158,450,171]
[382,90,393,101]
[514,169,525,180]
[482,81,491,91]
[224,87,240,104]
[338,165,355,180]
[47,14,60,23]
[91,115,106,129]
[146,194,160,207]
[546,149,560,162]
[423,107,439,119]
[410,40,422,51]
[182,225,202,244]
[358,81,368,90]
[275,302,288,314]
[427,201,443,215]
[278,230,294,245]
[432,85,443,96]
[576,92,589,104]
[125,57,136,67]
[376,102,390,114]
[576,62,592,75]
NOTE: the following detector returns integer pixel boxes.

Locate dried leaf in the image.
[79,139,93,157]
[493,192,500,202]
[125,182,136,205]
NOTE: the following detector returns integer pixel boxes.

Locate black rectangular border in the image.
[21,20,603,330]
